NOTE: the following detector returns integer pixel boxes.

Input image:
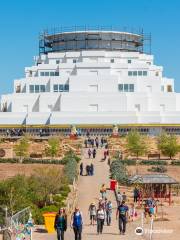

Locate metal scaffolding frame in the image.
[39,26,151,55]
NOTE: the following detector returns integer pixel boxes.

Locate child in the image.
[128,203,137,221]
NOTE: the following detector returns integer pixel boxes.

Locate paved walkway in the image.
[33,147,143,239]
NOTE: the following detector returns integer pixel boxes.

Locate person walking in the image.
[117,192,123,206]
[90,163,94,176]
[133,187,139,203]
[95,137,99,148]
[129,203,137,221]
[71,207,83,240]
[88,202,97,225]
[106,200,113,226]
[96,205,105,234]
[80,163,83,176]
[86,165,90,176]
[54,208,67,240]
[92,148,96,159]
[84,139,88,148]
[122,192,127,202]
[116,201,129,235]
[88,149,92,158]
[100,184,107,199]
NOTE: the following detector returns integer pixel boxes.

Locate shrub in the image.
[148,166,167,173]
[121,159,137,165]
[61,150,81,165]
[139,160,167,165]
[110,160,128,184]
[171,160,180,166]
[64,158,78,184]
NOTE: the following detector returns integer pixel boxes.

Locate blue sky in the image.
[0,0,180,95]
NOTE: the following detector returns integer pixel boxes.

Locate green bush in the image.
[148,166,167,173]
[171,160,180,165]
[110,160,128,184]
[61,150,81,165]
[139,160,167,165]
[121,159,137,165]
[64,158,78,184]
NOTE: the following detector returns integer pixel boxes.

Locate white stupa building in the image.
[0,27,180,134]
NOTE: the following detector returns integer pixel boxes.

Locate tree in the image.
[64,158,78,184]
[158,133,180,159]
[110,160,128,184]
[45,137,59,158]
[30,166,63,206]
[14,136,30,163]
[0,175,31,216]
[126,131,147,159]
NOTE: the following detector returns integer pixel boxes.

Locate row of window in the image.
[56,59,132,64]
[118,84,134,92]
[29,85,46,93]
[53,84,69,92]
[40,71,59,77]
[128,71,148,76]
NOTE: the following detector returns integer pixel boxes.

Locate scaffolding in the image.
[39,26,151,55]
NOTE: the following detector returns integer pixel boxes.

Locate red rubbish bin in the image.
[110,179,117,191]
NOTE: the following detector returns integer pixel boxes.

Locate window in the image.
[118,84,134,92]
[56,60,60,64]
[124,84,129,92]
[167,85,172,92]
[35,85,40,93]
[138,71,142,76]
[45,72,49,76]
[155,72,159,76]
[128,70,147,77]
[53,84,69,92]
[118,84,123,92]
[53,84,58,92]
[64,84,69,92]
[73,59,77,63]
[110,59,114,63]
[59,85,64,92]
[129,84,134,92]
[133,71,137,76]
[40,85,45,92]
[40,72,45,76]
[50,72,55,76]
[128,59,132,64]
[135,104,140,112]
[89,104,98,112]
[55,71,59,76]
[29,85,34,93]
[161,85,164,92]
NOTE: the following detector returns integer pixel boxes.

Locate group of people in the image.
[84,137,107,149]
[87,148,97,159]
[88,197,113,235]
[80,162,94,176]
[144,197,158,218]
[6,128,25,137]
[54,206,83,240]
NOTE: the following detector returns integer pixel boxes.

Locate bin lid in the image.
[43,212,57,217]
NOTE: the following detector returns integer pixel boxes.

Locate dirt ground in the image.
[0,163,63,180]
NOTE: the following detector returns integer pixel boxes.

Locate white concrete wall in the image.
[1,48,179,124]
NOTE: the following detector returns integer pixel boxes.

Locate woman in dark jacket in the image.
[54,208,67,240]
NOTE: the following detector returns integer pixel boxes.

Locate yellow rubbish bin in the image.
[43,212,57,233]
